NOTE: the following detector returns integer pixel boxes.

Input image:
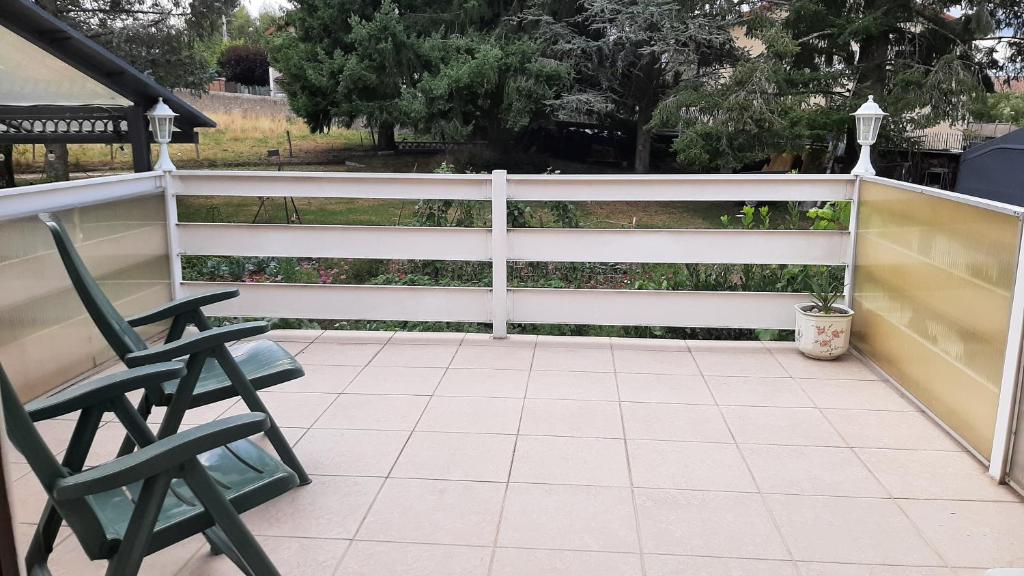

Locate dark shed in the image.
[955,128,1024,205]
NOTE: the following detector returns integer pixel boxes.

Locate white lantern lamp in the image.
[850,95,887,176]
[147,97,177,171]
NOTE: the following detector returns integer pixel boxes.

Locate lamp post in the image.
[850,95,887,176]
[147,97,177,171]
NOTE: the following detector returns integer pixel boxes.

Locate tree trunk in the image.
[634,107,654,173]
[376,121,396,151]
[0,144,14,188]
[44,144,69,182]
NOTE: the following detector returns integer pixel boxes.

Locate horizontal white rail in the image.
[171,171,490,200]
[181,281,492,322]
[179,223,491,261]
[509,289,809,329]
[861,175,1024,216]
[0,172,164,221]
[507,174,855,202]
[508,229,849,264]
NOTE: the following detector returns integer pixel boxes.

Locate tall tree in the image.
[523,0,742,172]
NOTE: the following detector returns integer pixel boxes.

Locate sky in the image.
[242,0,290,13]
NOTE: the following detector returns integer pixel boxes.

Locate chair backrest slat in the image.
[38,213,147,358]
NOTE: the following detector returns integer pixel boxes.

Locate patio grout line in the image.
[697,355,800,573]
[611,342,648,576]
[485,335,538,576]
[817,401,956,570]
[330,331,461,576]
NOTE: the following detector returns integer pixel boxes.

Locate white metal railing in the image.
[169,170,856,337]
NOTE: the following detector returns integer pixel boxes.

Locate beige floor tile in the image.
[764,494,942,566]
[462,333,537,347]
[617,373,713,404]
[687,340,766,352]
[219,391,336,428]
[722,406,845,447]
[694,351,789,378]
[628,440,755,491]
[344,366,445,395]
[511,435,630,486]
[247,426,307,453]
[29,419,82,459]
[800,379,914,411]
[613,349,699,375]
[314,394,428,430]
[416,396,523,434]
[272,364,361,393]
[392,431,516,481]
[148,398,239,426]
[371,344,458,368]
[181,536,349,575]
[741,445,888,497]
[519,399,623,438]
[823,410,961,450]
[491,548,642,576]
[611,337,688,351]
[645,554,798,576]
[526,370,619,401]
[536,335,610,348]
[47,534,204,576]
[13,524,72,566]
[634,489,789,559]
[6,461,31,481]
[900,499,1024,568]
[84,424,136,466]
[858,448,1019,501]
[450,345,534,370]
[797,563,953,575]
[358,478,505,546]
[315,330,393,344]
[533,347,615,372]
[621,403,731,442]
[770,348,878,380]
[244,475,382,539]
[337,541,490,576]
[263,329,324,342]
[707,376,813,407]
[10,471,49,525]
[390,332,466,345]
[435,368,529,398]
[498,483,639,552]
[297,343,383,366]
[294,429,409,476]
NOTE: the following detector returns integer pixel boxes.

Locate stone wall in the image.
[174,90,294,119]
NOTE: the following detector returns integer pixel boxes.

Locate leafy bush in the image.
[218,44,270,86]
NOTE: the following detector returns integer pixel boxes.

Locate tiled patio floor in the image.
[8,331,1024,575]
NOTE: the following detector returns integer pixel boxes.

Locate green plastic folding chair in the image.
[38,212,309,487]
[2,362,297,576]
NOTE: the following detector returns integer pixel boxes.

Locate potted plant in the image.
[795,267,854,360]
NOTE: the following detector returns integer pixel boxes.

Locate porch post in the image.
[989,217,1024,480]
[126,105,152,173]
[491,170,508,338]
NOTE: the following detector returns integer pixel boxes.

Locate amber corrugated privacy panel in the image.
[852,180,1021,459]
[0,195,171,400]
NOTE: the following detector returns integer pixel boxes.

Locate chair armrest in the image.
[123,322,269,367]
[25,363,186,422]
[52,413,269,501]
[125,289,240,328]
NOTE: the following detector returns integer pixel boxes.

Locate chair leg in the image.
[203,527,256,575]
[24,504,61,576]
[116,393,153,458]
[214,346,311,485]
[104,473,172,576]
[181,462,280,576]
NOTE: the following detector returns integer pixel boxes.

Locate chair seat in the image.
[158,340,304,407]
[85,438,298,559]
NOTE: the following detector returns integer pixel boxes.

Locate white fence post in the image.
[163,172,184,299]
[990,219,1024,480]
[844,177,862,308]
[491,170,508,338]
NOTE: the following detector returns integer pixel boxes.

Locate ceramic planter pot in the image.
[794,303,854,360]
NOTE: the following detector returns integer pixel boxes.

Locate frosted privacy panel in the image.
[0,26,131,106]
[0,194,170,400]
[852,180,1020,459]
